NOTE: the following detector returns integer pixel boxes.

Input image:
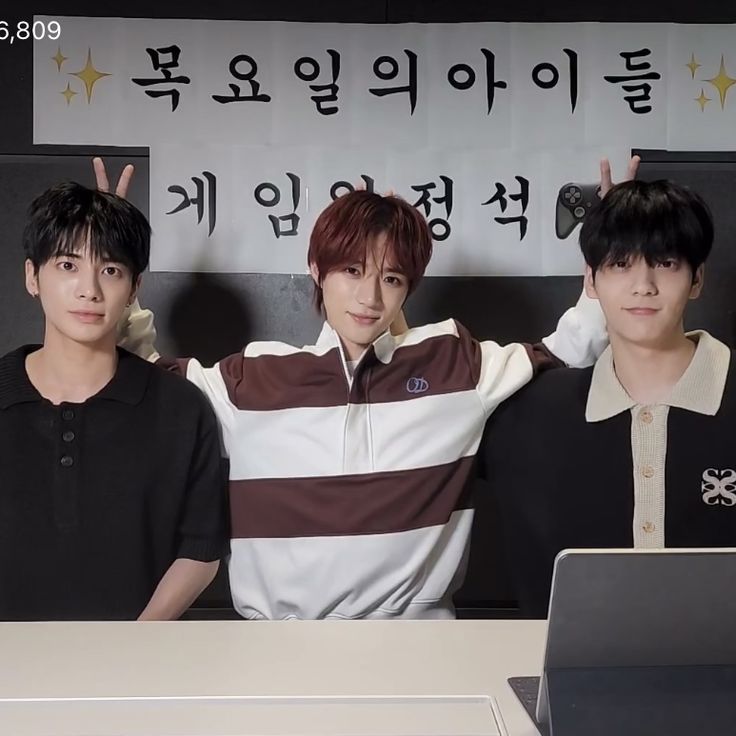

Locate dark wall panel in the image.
[389,1,736,23]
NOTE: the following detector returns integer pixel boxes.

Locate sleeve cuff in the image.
[176,535,226,562]
[542,289,608,368]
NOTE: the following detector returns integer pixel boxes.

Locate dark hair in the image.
[308,191,433,311]
[579,179,713,279]
[23,181,151,280]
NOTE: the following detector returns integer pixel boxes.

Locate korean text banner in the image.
[33,18,736,274]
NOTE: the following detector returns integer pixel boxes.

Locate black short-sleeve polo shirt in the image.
[0,346,227,621]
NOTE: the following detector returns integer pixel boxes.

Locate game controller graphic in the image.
[555,182,601,239]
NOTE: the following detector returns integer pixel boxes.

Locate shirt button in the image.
[640,410,653,424]
[62,409,75,421]
[643,521,656,533]
[642,465,655,479]
[60,455,74,468]
[62,431,75,442]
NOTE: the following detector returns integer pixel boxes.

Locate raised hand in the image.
[599,155,640,198]
[92,157,135,199]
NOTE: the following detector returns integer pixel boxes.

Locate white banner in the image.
[668,24,736,150]
[34,18,692,149]
[148,144,630,274]
[32,18,736,274]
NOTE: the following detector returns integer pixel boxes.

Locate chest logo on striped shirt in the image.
[406,377,429,394]
[701,468,736,507]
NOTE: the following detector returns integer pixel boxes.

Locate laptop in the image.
[512,548,736,736]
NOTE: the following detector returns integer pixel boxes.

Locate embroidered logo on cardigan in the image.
[701,468,736,507]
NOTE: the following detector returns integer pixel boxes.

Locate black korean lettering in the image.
[131,45,191,112]
[447,48,508,114]
[166,171,217,236]
[330,175,376,200]
[531,48,578,113]
[369,50,418,115]
[411,175,454,241]
[481,176,529,240]
[254,173,301,238]
[603,48,661,114]
[212,54,272,104]
[294,50,341,115]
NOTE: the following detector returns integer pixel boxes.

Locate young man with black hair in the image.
[0,181,226,621]
[481,179,734,617]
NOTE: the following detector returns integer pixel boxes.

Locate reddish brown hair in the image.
[308,191,433,311]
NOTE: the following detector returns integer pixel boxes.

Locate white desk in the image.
[0,620,546,735]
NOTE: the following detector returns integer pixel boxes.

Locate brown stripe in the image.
[156,356,192,377]
[219,325,478,411]
[526,342,564,375]
[352,327,478,404]
[229,456,476,539]
[219,349,348,411]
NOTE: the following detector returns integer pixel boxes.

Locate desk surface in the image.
[0,620,546,735]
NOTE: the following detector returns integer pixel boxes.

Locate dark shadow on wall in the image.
[140,271,323,363]
[166,274,254,366]
[406,275,584,343]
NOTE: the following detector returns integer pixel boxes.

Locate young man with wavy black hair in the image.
[482,179,733,617]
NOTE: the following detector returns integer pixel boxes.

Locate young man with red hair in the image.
[115,159,634,620]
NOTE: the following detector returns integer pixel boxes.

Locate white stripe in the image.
[184,358,237,440]
[228,509,474,620]
[390,319,459,350]
[244,338,337,359]
[389,320,533,414]
[227,389,485,480]
[183,333,532,479]
[476,341,533,415]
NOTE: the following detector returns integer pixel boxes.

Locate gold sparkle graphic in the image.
[60,83,78,105]
[68,48,111,103]
[695,88,711,112]
[52,47,68,72]
[686,53,701,79]
[705,55,736,110]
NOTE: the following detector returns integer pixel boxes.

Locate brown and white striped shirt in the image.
[164,304,605,620]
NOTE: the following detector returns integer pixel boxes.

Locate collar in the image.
[585,330,731,423]
[0,346,151,410]
[315,322,398,365]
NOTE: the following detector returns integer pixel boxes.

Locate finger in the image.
[383,188,395,197]
[598,157,613,198]
[625,154,641,182]
[93,157,110,192]
[115,164,135,199]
